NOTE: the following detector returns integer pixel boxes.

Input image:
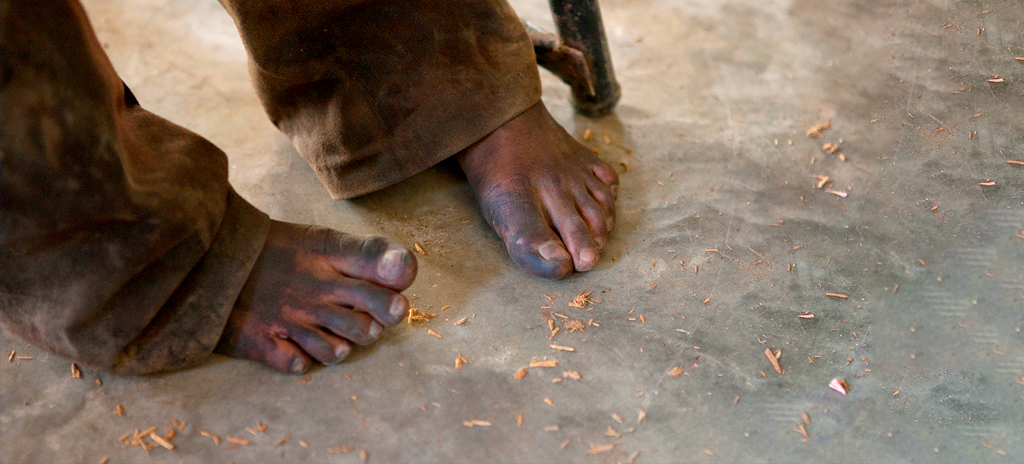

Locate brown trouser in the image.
[0,0,540,375]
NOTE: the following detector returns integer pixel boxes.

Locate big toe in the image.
[508,231,575,280]
[306,228,418,290]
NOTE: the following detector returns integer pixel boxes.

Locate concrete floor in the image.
[3,0,1023,462]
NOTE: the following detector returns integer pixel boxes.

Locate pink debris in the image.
[829,378,849,395]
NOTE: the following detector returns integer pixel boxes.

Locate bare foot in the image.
[215,221,417,374]
[457,102,619,279]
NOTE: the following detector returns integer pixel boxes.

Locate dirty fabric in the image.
[0,0,537,374]
[223,0,541,198]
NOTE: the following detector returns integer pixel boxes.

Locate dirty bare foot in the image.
[215,221,417,374]
[457,102,619,279]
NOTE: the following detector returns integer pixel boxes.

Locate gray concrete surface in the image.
[3,0,1023,462]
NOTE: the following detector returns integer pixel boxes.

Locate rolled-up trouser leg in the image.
[1,0,269,375]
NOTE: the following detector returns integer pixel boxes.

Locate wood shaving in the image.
[988,77,1004,83]
[257,421,267,433]
[587,443,616,455]
[299,440,308,447]
[560,439,571,449]
[246,427,258,435]
[294,375,312,385]
[829,378,849,394]
[514,367,528,380]
[801,412,811,425]
[1008,160,1024,166]
[583,129,593,140]
[327,445,354,453]
[704,449,715,456]
[564,320,586,333]
[114,405,124,416]
[427,329,443,338]
[550,344,575,352]
[611,413,623,423]
[454,317,467,326]
[813,175,831,189]
[516,414,524,427]
[7,351,14,362]
[626,450,641,464]
[529,360,558,368]
[806,119,831,138]
[794,423,809,439]
[605,425,621,438]
[822,142,840,154]
[226,436,251,446]
[455,354,467,370]
[544,398,555,407]
[603,134,612,144]
[407,308,437,324]
[765,348,783,374]
[98,456,109,464]
[463,420,491,428]
[544,425,561,432]
[668,366,685,377]
[562,370,581,381]
[274,436,291,447]
[71,363,82,379]
[824,189,848,198]
[200,430,221,445]
[150,433,175,450]
[568,291,598,308]
[360,450,369,463]
[637,410,647,423]
[825,292,849,299]
[414,243,427,255]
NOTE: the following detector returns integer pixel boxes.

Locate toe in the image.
[303,228,418,291]
[508,230,575,280]
[591,160,620,189]
[326,277,409,327]
[260,337,314,375]
[586,178,617,231]
[546,196,600,272]
[287,326,352,365]
[311,305,384,346]
[575,189,610,249]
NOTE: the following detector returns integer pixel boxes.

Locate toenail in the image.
[538,241,571,261]
[368,321,383,339]
[580,247,599,264]
[377,249,405,281]
[290,358,305,374]
[334,344,350,362]
[594,237,606,249]
[389,295,407,318]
